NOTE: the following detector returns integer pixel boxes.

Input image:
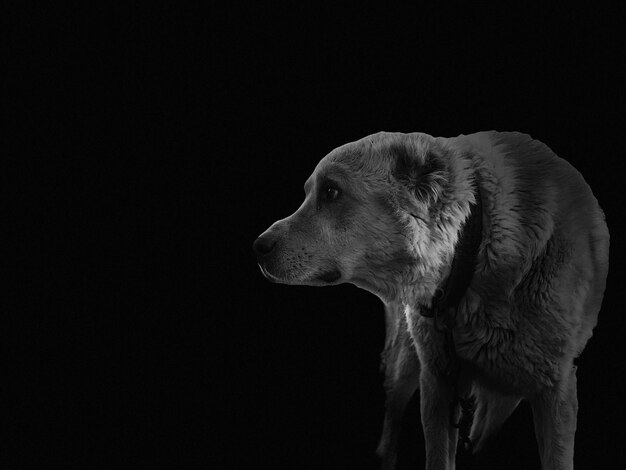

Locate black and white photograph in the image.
[6,3,624,469]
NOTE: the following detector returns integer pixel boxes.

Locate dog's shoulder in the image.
[442,131,608,318]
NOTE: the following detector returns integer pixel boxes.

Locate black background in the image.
[5,3,625,469]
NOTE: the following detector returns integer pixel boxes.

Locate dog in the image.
[253,131,609,470]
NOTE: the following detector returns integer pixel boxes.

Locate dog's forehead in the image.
[306,158,350,189]
[322,131,429,167]
[306,132,434,187]
[307,142,358,178]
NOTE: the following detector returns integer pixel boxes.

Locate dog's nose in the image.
[253,235,276,256]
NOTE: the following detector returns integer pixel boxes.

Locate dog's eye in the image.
[323,185,340,202]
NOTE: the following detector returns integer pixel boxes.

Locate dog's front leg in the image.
[377,334,421,470]
[420,365,458,470]
[378,303,422,470]
[529,364,577,470]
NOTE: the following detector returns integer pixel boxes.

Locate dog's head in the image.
[253,132,474,302]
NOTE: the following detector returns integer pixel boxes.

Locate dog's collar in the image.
[421,180,483,322]
[419,176,483,457]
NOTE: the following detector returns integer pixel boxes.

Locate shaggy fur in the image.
[254,131,609,470]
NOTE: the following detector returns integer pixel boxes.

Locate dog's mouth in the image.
[258,264,281,283]
[258,263,342,285]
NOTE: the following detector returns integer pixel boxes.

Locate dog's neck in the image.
[421,185,483,317]
[394,183,483,317]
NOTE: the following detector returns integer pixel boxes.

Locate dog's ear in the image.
[391,143,447,206]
